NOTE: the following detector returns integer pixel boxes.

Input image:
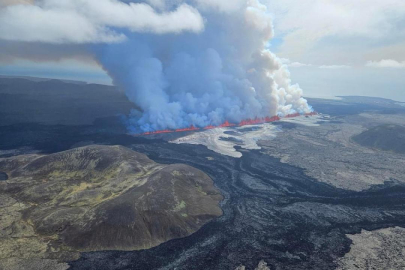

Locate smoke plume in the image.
[0,0,312,132]
[97,0,312,132]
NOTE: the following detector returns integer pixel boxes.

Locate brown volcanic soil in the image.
[0,145,222,269]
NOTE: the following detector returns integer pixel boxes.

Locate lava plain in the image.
[69,141,405,270]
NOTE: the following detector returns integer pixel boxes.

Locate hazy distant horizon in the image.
[1,73,403,104]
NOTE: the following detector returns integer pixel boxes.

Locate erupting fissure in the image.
[94,1,313,133]
[140,112,318,135]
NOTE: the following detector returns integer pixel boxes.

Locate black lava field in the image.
[68,141,405,270]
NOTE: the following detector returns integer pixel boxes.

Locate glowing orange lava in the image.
[204,125,216,130]
[141,112,317,135]
[175,125,200,132]
[238,115,282,127]
[219,120,236,128]
[142,129,174,135]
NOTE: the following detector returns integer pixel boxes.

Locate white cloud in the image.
[0,0,33,6]
[289,62,312,68]
[0,0,204,44]
[318,65,351,69]
[366,59,405,68]
[266,0,405,62]
[281,60,348,68]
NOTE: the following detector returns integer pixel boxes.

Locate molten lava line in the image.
[219,121,236,128]
[141,112,317,135]
[238,116,281,126]
[175,125,200,132]
[204,125,216,130]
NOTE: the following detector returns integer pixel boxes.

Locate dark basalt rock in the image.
[271,121,298,129]
[0,172,7,181]
[219,136,244,143]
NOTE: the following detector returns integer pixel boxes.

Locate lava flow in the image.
[204,125,216,130]
[175,126,200,132]
[219,121,236,128]
[142,129,174,135]
[141,112,317,135]
[238,116,281,126]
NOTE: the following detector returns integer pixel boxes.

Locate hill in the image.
[0,145,223,269]
[0,78,135,126]
[352,124,405,154]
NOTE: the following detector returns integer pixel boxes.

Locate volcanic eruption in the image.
[0,0,313,133]
[95,0,312,133]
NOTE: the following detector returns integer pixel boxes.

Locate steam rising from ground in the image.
[0,0,312,132]
[97,0,312,132]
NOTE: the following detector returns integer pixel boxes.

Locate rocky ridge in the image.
[0,145,223,269]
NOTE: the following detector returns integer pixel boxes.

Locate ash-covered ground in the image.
[2,79,405,270]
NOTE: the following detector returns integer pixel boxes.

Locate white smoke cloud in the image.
[366,59,405,68]
[97,0,312,132]
[0,0,312,132]
[0,0,204,43]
